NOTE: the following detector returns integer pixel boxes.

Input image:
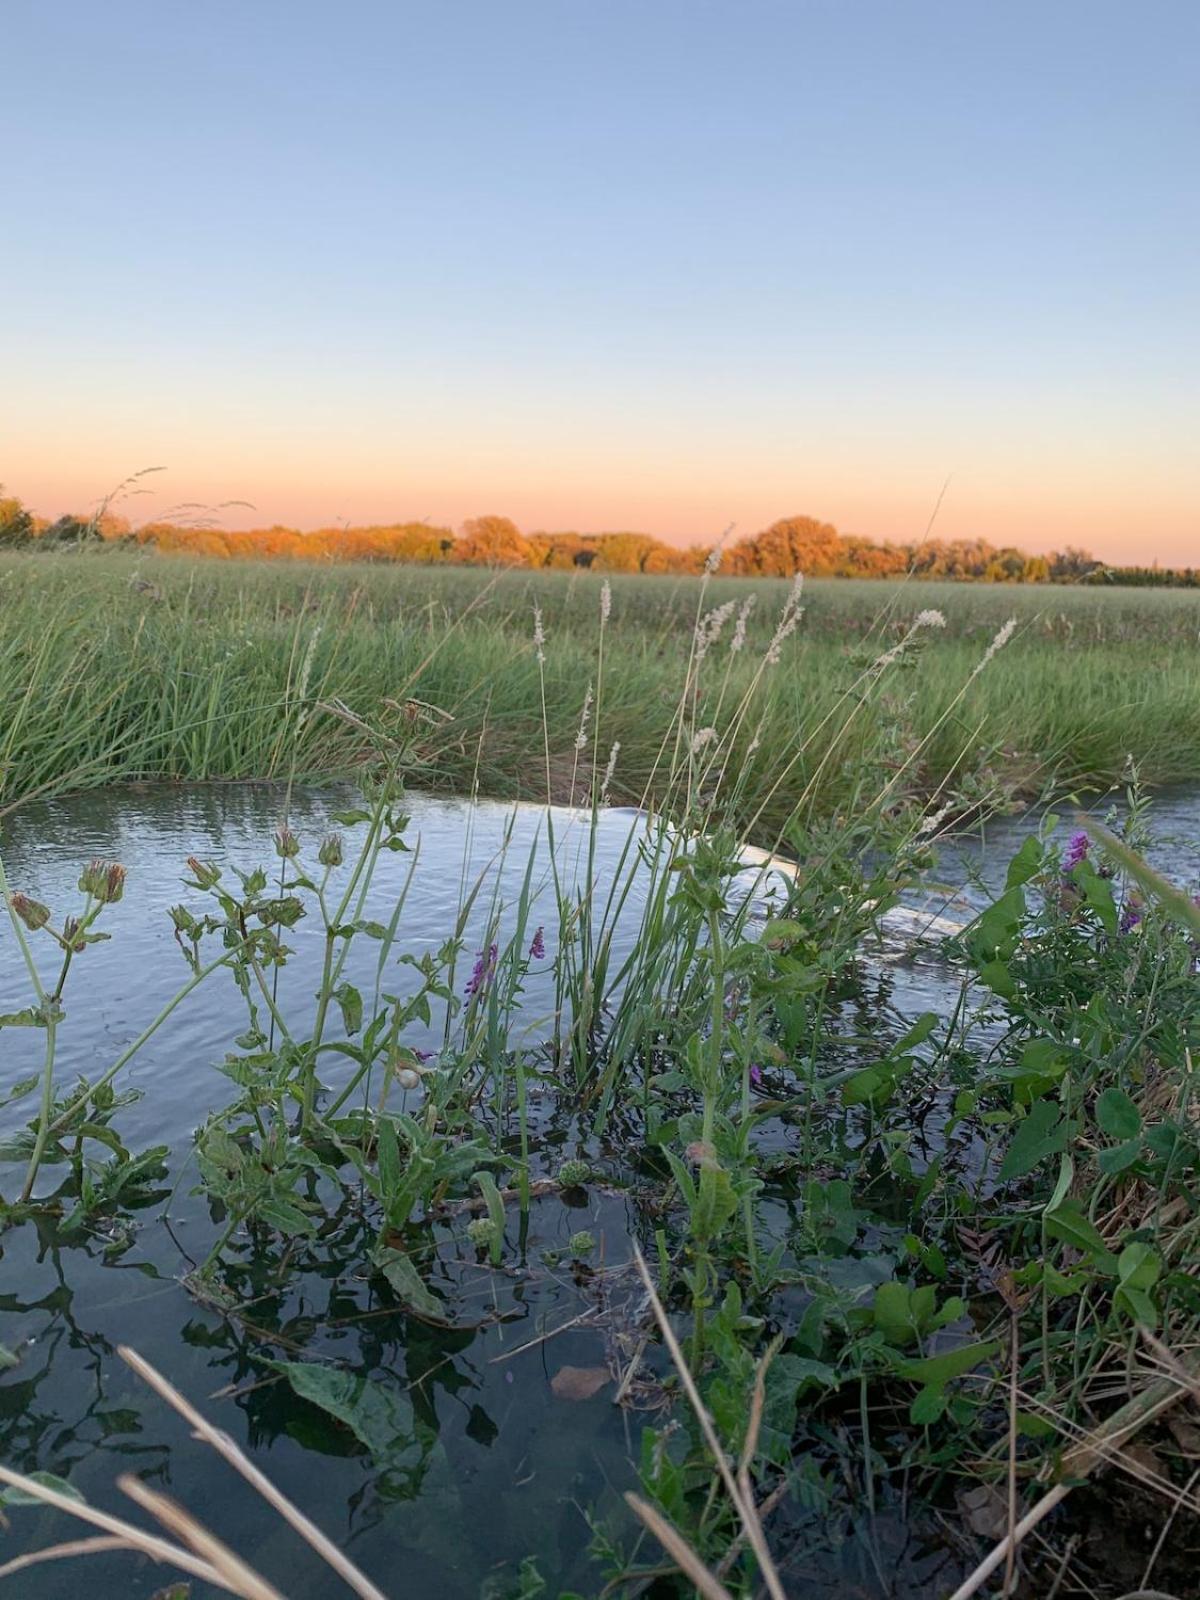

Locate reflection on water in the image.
[1,781,1198,1597]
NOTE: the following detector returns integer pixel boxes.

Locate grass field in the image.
[2,548,1198,832]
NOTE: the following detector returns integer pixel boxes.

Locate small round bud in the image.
[467,1217,497,1249]
[395,1067,421,1091]
[274,826,301,859]
[79,859,126,904]
[185,857,222,889]
[10,893,51,931]
[318,833,344,867]
[557,1159,591,1190]
[568,1231,595,1257]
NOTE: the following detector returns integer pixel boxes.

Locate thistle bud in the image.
[79,859,126,904]
[10,893,51,931]
[185,857,221,889]
[169,903,197,934]
[274,826,301,859]
[318,833,344,867]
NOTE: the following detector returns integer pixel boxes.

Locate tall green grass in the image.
[2,549,1198,830]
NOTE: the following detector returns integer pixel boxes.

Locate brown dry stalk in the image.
[119,1345,389,1600]
[948,1345,1200,1600]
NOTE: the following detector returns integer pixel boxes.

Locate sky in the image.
[2,1,1197,563]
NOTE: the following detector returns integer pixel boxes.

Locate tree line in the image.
[1,489,1195,586]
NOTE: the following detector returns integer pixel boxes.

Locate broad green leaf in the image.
[909,1384,947,1425]
[898,1339,1000,1385]
[269,1361,416,1461]
[1005,835,1042,889]
[1115,1285,1158,1327]
[332,982,363,1037]
[998,1099,1067,1181]
[894,1012,938,1053]
[1096,1088,1141,1142]
[978,960,1015,999]
[1117,1242,1161,1291]
[373,1246,446,1321]
[1044,1201,1117,1269]
[1097,1139,1142,1176]
[872,1281,918,1346]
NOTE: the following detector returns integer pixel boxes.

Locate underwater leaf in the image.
[550,1365,610,1402]
[1096,1088,1141,1142]
[0,1470,86,1507]
[269,1360,416,1461]
[998,1099,1067,1181]
[373,1246,446,1320]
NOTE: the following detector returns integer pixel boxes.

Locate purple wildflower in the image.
[1119,898,1143,934]
[1063,831,1090,871]
[749,1064,763,1087]
[466,943,498,998]
[529,925,545,960]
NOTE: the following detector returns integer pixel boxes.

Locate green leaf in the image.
[1005,835,1043,889]
[1115,1285,1159,1327]
[332,982,363,1036]
[1117,1243,1161,1291]
[873,1281,919,1346]
[842,1068,884,1107]
[1097,1138,1143,1176]
[75,1122,127,1156]
[1096,1088,1141,1142]
[894,1012,938,1053]
[268,1361,416,1462]
[909,1384,947,1425]
[978,960,1015,999]
[373,1246,446,1321]
[898,1339,1000,1385]
[998,1099,1067,1181]
[0,1074,39,1108]
[1044,1201,1117,1269]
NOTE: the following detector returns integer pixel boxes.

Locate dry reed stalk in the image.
[117,1475,285,1600]
[623,1493,734,1600]
[0,1462,228,1591]
[630,1246,787,1600]
[948,1345,1200,1600]
[118,1346,389,1600]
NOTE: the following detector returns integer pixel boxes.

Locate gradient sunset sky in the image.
[4,1,1197,563]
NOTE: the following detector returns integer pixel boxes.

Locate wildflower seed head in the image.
[318,833,344,867]
[568,1230,596,1257]
[557,1158,591,1189]
[599,580,612,624]
[574,682,594,751]
[10,893,50,931]
[467,1217,497,1249]
[274,825,300,860]
[691,726,718,754]
[79,859,126,904]
[599,740,620,804]
[531,603,546,665]
[695,599,736,661]
[914,608,947,631]
[528,925,546,960]
[185,856,222,890]
[977,617,1018,670]
[730,594,756,653]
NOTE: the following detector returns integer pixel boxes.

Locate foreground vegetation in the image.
[3,550,1200,838]
[2,569,1199,1595]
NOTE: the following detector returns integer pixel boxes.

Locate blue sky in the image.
[3,0,1197,559]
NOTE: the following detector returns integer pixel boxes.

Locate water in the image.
[2,782,1198,1597]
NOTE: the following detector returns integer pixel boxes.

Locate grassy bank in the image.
[2,550,1198,832]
